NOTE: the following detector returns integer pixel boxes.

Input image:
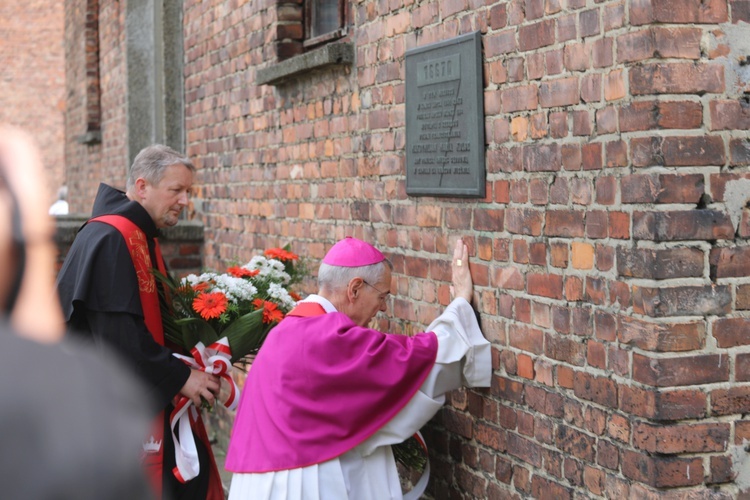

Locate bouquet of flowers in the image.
[156,246,305,364]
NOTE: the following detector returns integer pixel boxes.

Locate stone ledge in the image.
[256,42,354,86]
[53,215,204,244]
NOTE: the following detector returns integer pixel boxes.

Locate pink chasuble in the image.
[225,303,438,473]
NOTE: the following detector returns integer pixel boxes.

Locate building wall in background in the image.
[0,0,65,204]
[66,0,750,497]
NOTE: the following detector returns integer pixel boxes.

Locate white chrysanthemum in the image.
[243,256,268,270]
[267,282,296,309]
[243,256,291,284]
[182,272,219,288]
[213,274,258,303]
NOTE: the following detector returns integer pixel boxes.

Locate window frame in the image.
[303,0,347,49]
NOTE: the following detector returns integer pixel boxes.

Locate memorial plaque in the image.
[405,31,485,197]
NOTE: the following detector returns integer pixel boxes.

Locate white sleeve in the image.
[356,298,491,454]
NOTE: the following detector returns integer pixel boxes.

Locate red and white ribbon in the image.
[170,338,240,482]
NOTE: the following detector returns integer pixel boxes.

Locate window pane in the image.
[311,0,339,38]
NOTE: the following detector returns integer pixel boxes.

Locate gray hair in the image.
[126,144,194,191]
[318,259,393,291]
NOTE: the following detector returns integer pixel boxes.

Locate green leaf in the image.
[219,309,268,362]
[176,317,219,348]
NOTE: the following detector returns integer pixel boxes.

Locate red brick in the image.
[622,450,703,488]
[525,385,564,418]
[507,433,543,468]
[539,76,579,108]
[632,284,732,317]
[563,43,590,72]
[585,210,607,239]
[562,144,582,170]
[653,27,702,59]
[605,140,628,167]
[587,340,606,369]
[556,425,595,462]
[569,178,592,205]
[531,475,573,499]
[592,37,613,68]
[521,142,561,172]
[473,208,504,232]
[617,29,654,63]
[574,372,617,407]
[633,422,730,453]
[633,352,729,387]
[708,455,736,485]
[595,106,617,134]
[616,247,704,279]
[710,100,750,130]
[630,63,725,95]
[485,29,517,57]
[565,276,584,301]
[651,0,729,23]
[519,19,555,51]
[579,9,600,38]
[502,84,538,113]
[733,0,750,22]
[505,208,544,236]
[572,110,592,136]
[710,246,750,278]
[558,13,577,41]
[603,3,625,30]
[620,386,707,420]
[596,441,619,472]
[632,210,734,241]
[607,246,627,273]
[631,136,725,167]
[527,273,563,299]
[594,173,614,202]
[658,101,703,129]
[545,210,585,237]
[509,324,544,354]
[712,385,750,415]
[618,315,706,352]
[545,333,586,366]
[580,73,601,103]
[713,317,750,347]
[546,49,564,76]
[621,173,704,204]
[730,138,750,165]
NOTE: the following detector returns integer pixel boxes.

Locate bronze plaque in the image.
[405,31,485,197]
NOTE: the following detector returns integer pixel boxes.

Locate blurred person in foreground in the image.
[226,236,492,500]
[56,144,223,499]
[0,125,152,499]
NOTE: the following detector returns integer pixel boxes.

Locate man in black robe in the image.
[56,144,224,499]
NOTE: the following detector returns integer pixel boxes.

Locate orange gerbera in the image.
[192,282,210,293]
[193,292,228,320]
[289,291,302,301]
[253,298,285,324]
[228,266,260,278]
[264,248,299,262]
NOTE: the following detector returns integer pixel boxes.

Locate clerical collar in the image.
[299,294,337,313]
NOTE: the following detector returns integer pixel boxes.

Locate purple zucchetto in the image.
[322,237,386,267]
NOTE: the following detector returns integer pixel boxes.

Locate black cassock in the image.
[56,183,212,499]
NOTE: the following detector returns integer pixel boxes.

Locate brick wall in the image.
[70,0,750,497]
[0,0,65,204]
[64,0,129,214]
[53,216,204,277]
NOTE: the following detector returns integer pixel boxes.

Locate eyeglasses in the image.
[363,280,390,303]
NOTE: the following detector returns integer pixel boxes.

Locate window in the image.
[305,0,346,48]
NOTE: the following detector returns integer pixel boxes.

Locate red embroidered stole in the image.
[90,215,223,500]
